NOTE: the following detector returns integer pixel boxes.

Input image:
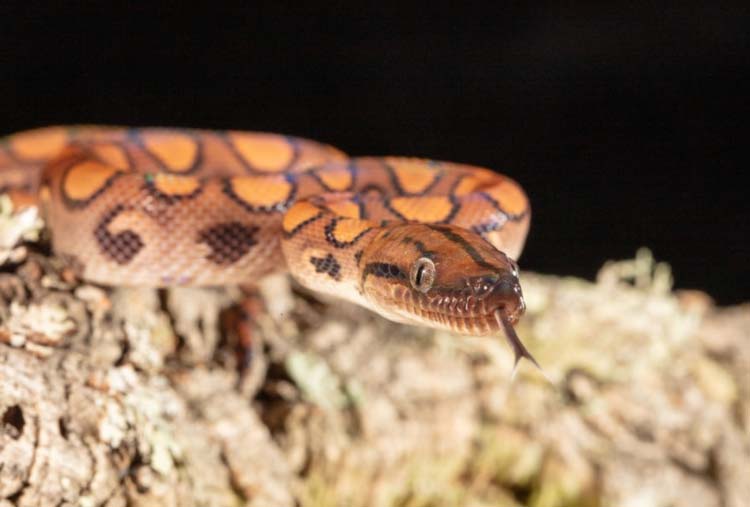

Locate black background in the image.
[2,4,748,304]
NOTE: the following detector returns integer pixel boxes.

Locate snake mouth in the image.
[371,285,540,373]
[376,285,522,333]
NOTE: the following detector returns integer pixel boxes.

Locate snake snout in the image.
[473,273,526,324]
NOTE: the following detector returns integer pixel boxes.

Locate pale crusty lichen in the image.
[0,193,748,507]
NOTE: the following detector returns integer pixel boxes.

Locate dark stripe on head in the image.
[400,236,436,259]
[426,225,497,270]
[361,262,407,285]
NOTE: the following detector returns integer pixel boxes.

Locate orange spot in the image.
[152,174,200,196]
[453,176,482,196]
[230,175,293,209]
[317,167,352,190]
[91,143,130,169]
[297,144,348,169]
[283,201,322,233]
[324,199,360,219]
[10,128,69,161]
[229,132,293,172]
[389,196,455,222]
[331,218,372,243]
[453,169,497,196]
[142,131,198,172]
[64,161,122,201]
[485,180,528,215]
[387,158,439,194]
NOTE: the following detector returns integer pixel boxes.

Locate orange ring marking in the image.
[63,161,122,201]
[317,167,352,190]
[485,180,527,215]
[387,158,439,194]
[229,132,294,172]
[283,201,322,233]
[325,199,361,219]
[142,132,198,172]
[91,143,130,170]
[389,196,455,222]
[152,174,201,196]
[331,218,372,243]
[453,175,482,196]
[230,175,292,208]
[11,128,69,161]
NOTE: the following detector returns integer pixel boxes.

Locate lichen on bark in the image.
[1,200,748,507]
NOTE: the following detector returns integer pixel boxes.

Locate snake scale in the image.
[0,126,538,368]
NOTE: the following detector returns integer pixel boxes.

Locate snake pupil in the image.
[415,265,425,285]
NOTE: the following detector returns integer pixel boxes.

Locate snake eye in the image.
[410,257,435,293]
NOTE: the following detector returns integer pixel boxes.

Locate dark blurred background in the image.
[2,3,748,304]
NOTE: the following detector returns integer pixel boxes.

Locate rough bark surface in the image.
[0,201,748,507]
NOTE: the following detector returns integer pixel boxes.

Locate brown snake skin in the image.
[0,126,538,367]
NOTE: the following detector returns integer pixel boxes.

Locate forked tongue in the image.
[495,309,546,381]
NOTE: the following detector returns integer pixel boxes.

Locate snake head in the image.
[359,222,538,370]
[359,222,526,335]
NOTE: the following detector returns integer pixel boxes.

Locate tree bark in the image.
[1,206,748,507]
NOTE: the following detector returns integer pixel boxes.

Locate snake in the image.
[0,126,538,368]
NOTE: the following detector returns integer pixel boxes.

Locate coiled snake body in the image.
[0,126,537,367]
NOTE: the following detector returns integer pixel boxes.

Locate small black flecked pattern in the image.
[309,253,342,280]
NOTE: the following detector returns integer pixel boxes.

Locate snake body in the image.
[0,126,536,365]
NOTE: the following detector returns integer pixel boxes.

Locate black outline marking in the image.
[222,174,298,214]
[324,217,373,248]
[309,162,356,192]
[130,128,204,175]
[448,173,479,196]
[383,158,443,196]
[59,153,125,210]
[384,194,460,224]
[142,173,204,204]
[284,210,325,237]
[478,191,528,221]
[87,140,134,172]
[220,130,300,175]
[318,193,365,220]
